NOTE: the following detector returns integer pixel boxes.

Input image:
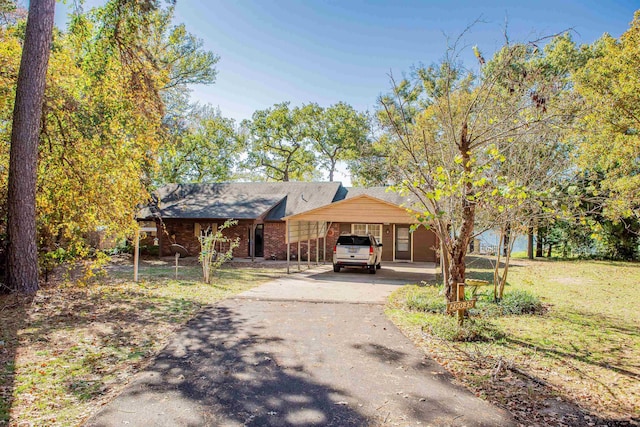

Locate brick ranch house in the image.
[138,182,438,264]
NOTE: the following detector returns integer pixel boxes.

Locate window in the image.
[397,227,410,251]
[337,235,372,246]
[195,222,217,238]
[351,224,382,243]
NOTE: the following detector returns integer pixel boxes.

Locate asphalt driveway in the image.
[86,264,514,426]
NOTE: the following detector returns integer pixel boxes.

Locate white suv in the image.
[332,234,383,274]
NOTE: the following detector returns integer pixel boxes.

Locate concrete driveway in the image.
[86,263,515,427]
[238,262,437,304]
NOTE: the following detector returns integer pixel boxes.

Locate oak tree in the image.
[302,102,370,182]
[243,102,317,182]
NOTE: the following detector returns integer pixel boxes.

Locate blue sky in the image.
[172,0,637,122]
[55,1,639,123]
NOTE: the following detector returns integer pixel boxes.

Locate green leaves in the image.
[241,101,370,182]
[242,102,318,182]
[573,11,640,220]
[157,104,240,184]
[0,0,220,265]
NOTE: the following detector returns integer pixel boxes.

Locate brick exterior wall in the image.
[142,218,437,262]
[324,222,340,260]
[264,222,286,260]
[156,218,252,259]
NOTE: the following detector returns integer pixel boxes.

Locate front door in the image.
[395,226,411,260]
[255,224,264,257]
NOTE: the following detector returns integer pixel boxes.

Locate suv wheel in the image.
[369,266,376,274]
[333,265,341,273]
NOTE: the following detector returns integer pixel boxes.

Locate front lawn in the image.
[0,261,286,426]
[386,256,640,426]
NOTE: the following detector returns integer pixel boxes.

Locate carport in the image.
[283,194,429,273]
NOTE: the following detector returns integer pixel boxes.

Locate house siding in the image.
[332,222,437,263]
[413,226,437,262]
[139,185,440,264]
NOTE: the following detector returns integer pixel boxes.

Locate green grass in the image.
[0,263,286,426]
[386,256,640,422]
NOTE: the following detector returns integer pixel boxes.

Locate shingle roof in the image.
[140,182,343,221]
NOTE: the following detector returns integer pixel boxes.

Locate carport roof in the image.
[283,194,419,224]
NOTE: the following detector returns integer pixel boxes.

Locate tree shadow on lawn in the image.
[498,335,639,426]
[0,293,30,425]
[505,309,640,381]
[497,307,639,424]
[0,284,209,425]
[466,255,524,270]
[86,304,371,426]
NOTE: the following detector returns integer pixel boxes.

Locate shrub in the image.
[403,286,447,313]
[199,219,240,284]
[497,289,544,315]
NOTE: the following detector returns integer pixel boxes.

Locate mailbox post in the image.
[457,282,465,326]
[446,282,476,326]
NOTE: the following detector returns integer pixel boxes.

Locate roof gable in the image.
[283,194,418,223]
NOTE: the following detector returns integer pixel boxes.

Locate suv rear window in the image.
[336,235,372,246]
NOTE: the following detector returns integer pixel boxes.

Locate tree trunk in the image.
[547,244,552,258]
[440,238,450,288]
[6,0,55,294]
[328,159,336,182]
[527,225,534,259]
[498,231,517,300]
[493,227,505,302]
[502,223,510,257]
[536,227,544,257]
[446,123,475,302]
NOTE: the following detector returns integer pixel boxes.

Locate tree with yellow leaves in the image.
[573,11,640,220]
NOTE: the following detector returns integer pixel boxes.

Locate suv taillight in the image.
[369,245,374,254]
[333,245,337,254]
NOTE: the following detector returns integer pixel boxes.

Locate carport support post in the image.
[286,219,290,274]
[316,222,320,266]
[297,223,301,271]
[307,222,311,269]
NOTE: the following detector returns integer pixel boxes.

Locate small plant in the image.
[423,315,504,342]
[199,219,240,284]
[403,285,447,313]
[492,289,544,315]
